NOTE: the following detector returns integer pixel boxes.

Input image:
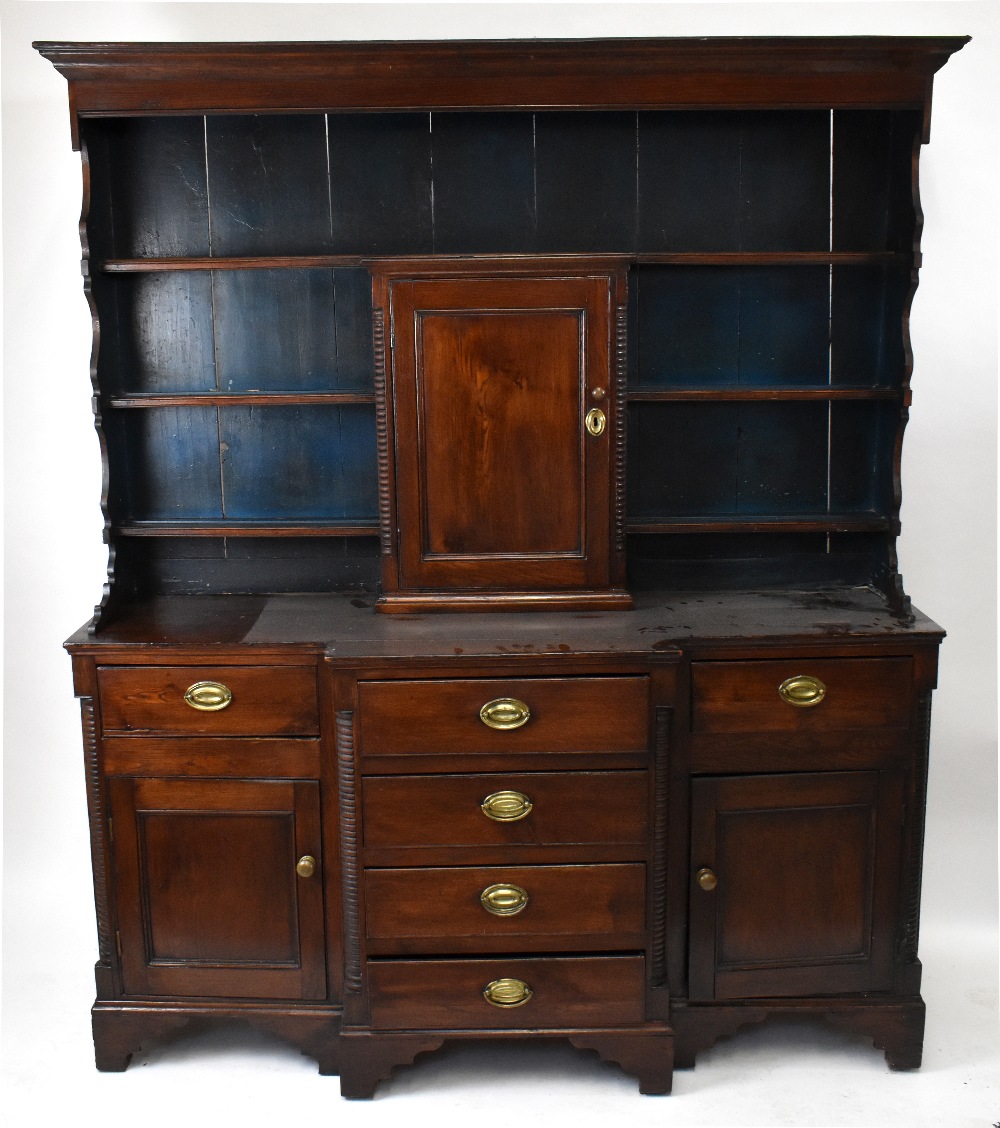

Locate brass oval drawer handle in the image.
[585,407,606,437]
[483,977,533,1008]
[481,790,533,823]
[295,855,317,879]
[479,697,531,731]
[480,883,529,917]
[778,674,826,708]
[183,680,233,712]
[697,867,718,892]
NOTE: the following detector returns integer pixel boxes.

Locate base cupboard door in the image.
[108,777,326,999]
[688,771,903,1000]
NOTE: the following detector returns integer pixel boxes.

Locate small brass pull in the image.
[697,867,718,892]
[296,855,317,879]
[585,407,607,437]
[481,790,533,823]
[480,883,529,916]
[183,681,232,712]
[483,977,533,1008]
[479,697,531,731]
[778,674,827,708]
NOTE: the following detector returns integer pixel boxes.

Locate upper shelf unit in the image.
[39,37,968,618]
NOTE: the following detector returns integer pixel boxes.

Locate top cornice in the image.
[34,37,969,148]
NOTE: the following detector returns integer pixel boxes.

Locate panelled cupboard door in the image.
[384,270,621,596]
[689,772,903,1000]
[108,777,326,999]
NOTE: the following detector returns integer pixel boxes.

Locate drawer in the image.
[690,658,912,735]
[368,955,645,1030]
[358,677,648,756]
[365,863,645,954]
[97,666,319,736]
[361,771,647,849]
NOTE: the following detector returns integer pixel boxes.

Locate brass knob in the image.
[778,674,827,708]
[481,790,533,823]
[296,855,317,879]
[479,698,531,731]
[585,407,607,437]
[483,977,533,1008]
[697,867,718,892]
[183,681,232,712]
[480,883,529,916]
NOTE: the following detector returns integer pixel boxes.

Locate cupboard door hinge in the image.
[115,930,122,959]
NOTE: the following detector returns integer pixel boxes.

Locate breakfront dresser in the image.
[39,36,965,1097]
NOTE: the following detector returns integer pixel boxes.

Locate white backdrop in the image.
[3,3,997,1126]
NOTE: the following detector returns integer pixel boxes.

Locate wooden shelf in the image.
[97,251,903,273]
[116,520,379,538]
[627,515,893,535]
[100,255,369,272]
[107,392,375,408]
[627,386,898,403]
[632,252,901,266]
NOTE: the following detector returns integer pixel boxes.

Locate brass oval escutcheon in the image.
[481,790,533,823]
[483,977,533,1008]
[183,680,233,712]
[778,674,827,708]
[295,855,317,879]
[696,867,718,892]
[585,407,607,437]
[479,697,531,731]
[480,883,529,916]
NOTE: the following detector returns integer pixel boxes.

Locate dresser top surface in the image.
[64,588,943,657]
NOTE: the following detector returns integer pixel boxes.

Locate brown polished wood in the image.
[372,260,629,610]
[97,664,320,735]
[109,776,326,998]
[35,38,966,149]
[360,771,647,850]
[688,771,904,999]
[364,863,646,954]
[367,955,646,1028]
[42,34,961,1097]
[357,676,649,756]
[690,657,913,733]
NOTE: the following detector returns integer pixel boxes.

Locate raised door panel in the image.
[109,777,325,999]
[689,772,903,999]
[380,268,625,604]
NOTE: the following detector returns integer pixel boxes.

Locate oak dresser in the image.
[39,36,965,1097]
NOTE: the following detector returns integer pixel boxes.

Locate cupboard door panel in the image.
[689,772,903,1000]
[385,270,619,594]
[109,778,325,999]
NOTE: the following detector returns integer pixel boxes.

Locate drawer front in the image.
[361,771,646,849]
[365,863,645,953]
[358,677,648,756]
[368,955,645,1029]
[690,658,912,735]
[98,666,319,736]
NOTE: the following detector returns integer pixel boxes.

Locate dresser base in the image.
[339,1024,674,1098]
[672,997,925,1071]
[92,1001,341,1074]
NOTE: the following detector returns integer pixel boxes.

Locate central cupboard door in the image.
[378,266,626,603]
